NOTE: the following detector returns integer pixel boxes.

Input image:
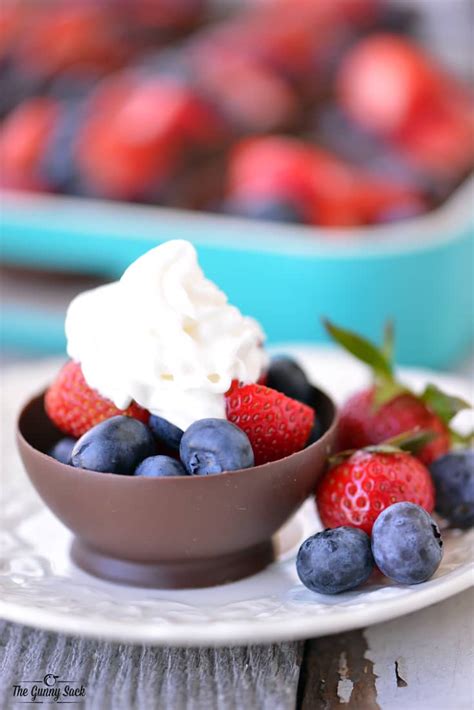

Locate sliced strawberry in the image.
[337,34,443,135]
[193,48,298,132]
[227,136,428,228]
[225,382,315,465]
[76,77,221,199]
[0,97,58,183]
[16,5,125,76]
[397,97,474,178]
[45,361,149,438]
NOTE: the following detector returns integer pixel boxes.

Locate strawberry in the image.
[225,382,315,465]
[316,437,435,534]
[45,361,149,438]
[337,34,443,136]
[121,0,205,31]
[396,97,474,179]
[227,137,317,211]
[227,136,427,228]
[324,320,471,465]
[0,97,58,184]
[192,47,298,133]
[16,5,125,77]
[338,388,451,465]
[76,77,222,200]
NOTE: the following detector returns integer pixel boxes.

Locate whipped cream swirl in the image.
[66,240,266,429]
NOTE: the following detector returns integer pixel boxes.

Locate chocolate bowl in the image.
[17,386,338,589]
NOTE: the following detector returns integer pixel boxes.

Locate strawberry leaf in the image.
[380,429,436,454]
[363,445,405,455]
[421,383,471,424]
[382,319,395,365]
[328,430,435,466]
[323,319,393,380]
[372,377,407,408]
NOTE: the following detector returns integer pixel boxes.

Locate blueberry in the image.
[315,106,432,194]
[373,5,419,34]
[296,527,374,594]
[223,198,306,224]
[47,73,99,101]
[180,418,254,475]
[315,106,383,164]
[134,455,187,478]
[0,61,47,119]
[429,450,474,529]
[148,415,184,450]
[70,416,155,475]
[374,200,426,224]
[364,151,432,193]
[266,356,312,405]
[39,99,85,192]
[136,48,193,84]
[371,502,443,585]
[49,437,77,465]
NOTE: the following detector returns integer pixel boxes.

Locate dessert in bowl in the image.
[17,240,338,588]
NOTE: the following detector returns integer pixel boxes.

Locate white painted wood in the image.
[365,588,474,710]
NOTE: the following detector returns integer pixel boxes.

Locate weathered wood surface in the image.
[297,629,379,710]
[297,588,474,710]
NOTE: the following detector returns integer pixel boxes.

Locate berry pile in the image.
[297,501,444,595]
[313,319,472,525]
[1,0,472,227]
[47,356,317,475]
[297,320,473,596]
[43,331,473,596]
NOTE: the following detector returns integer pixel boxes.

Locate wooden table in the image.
[298,587,473,710]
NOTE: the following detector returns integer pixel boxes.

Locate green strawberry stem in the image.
[328,429,436,468]
[322,318,394,380]
[378,429,436,454]
[420,383,470,425]
[322,318,406,407]
[382,319,395,363]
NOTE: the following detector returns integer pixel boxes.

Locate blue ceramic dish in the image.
[1,179,473,368]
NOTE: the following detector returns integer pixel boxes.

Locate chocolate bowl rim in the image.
[17,385,339,483]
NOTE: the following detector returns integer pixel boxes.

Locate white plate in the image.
[1,349,473,646]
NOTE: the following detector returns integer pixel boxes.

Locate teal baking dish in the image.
[1,179,473,369]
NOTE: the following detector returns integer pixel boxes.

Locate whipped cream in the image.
[65,240,266,429]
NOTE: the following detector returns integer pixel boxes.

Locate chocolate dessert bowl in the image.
[17,385,338,589]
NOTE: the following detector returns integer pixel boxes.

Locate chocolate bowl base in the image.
[71,539,274,589]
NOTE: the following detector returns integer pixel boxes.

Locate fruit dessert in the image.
[44,239,317,476]
[298,431,473,596]
[224,136,427,227]
[294,323,473,596]
[1,0,472,225]
[297,501,444,595]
